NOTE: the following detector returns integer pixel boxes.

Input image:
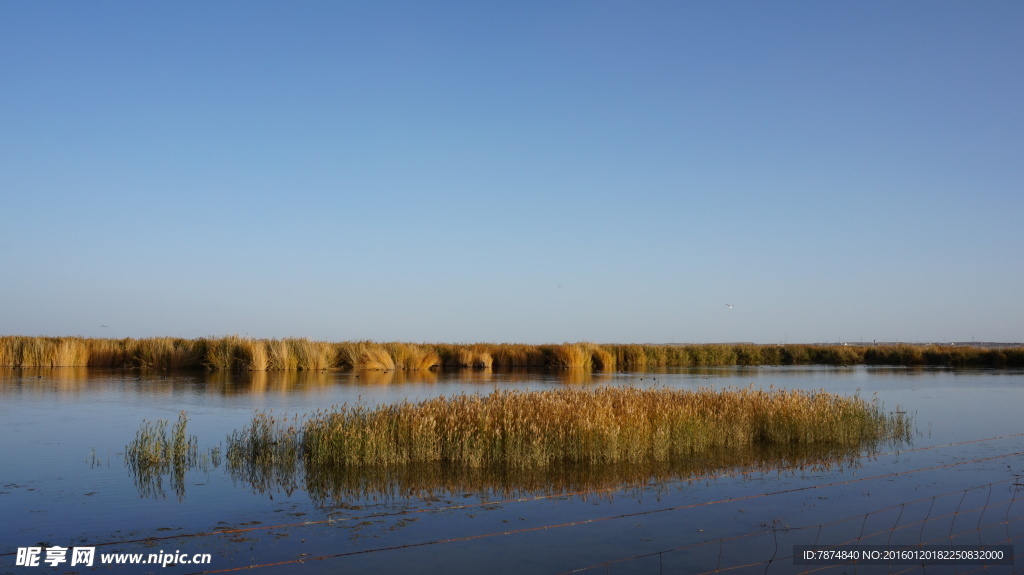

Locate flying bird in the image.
[725,304,734,309]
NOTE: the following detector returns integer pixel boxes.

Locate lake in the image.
[1,366,1022,574]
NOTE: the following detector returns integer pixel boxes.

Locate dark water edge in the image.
[1,366,1022,574]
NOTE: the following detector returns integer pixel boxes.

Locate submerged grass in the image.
[124,411,206,500]
[225,411,302,496]
[4,336,1022,370]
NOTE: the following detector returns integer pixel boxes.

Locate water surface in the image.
[1,366,1021,573]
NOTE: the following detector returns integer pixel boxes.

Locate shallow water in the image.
[1,366,1022,574]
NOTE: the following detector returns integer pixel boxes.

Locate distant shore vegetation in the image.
[2,336,1022,370]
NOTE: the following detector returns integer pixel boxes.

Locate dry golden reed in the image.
[267,339,298,370]
[2,336,1022,370]
[337,341,396,370]
[490,343,548,368]
[294,386,911,470]
[238,338,269,371]
[383,342,440,370]
[432,343,495,368]
[551,343,590,368]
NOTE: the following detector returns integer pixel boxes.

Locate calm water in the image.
[1,366,1022,574]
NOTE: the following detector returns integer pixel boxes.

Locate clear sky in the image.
[2,1,1021,344]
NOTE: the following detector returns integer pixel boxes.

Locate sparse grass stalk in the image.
[124,411,199,500]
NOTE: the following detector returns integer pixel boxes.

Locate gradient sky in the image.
[2,1,1021,344]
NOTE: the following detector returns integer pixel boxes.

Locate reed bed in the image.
[228,387,910,475]
[3,336,1022,370]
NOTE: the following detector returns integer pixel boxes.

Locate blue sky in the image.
[2,1,1021,344]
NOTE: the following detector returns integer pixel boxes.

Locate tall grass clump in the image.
[438,344,494,368]
[490,343,548,368]
[237,338,269,371]
[384,342,440,370]
[267,339,298,370]
[586,343,616,371]
[551,343,591,368]
[203,336,240,370]
[87,338,131,367]
[614,344,649,369]
[0,336,90,367]
[135,337,204,369]
[0,336,19,367]
[52,338,90,367]
[338,341,396,370]
[289,338,333,370]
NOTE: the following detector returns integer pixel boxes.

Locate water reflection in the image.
[129,441,875,505]
[4,364,1022,394]
[0,367,626,396]
[295,445,869,505]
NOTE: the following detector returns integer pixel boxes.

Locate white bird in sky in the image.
[725,304,734,309]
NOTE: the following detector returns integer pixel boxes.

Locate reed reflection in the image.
[294,445,870,505]
[125,412,221,501]
[346,369,441,387]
